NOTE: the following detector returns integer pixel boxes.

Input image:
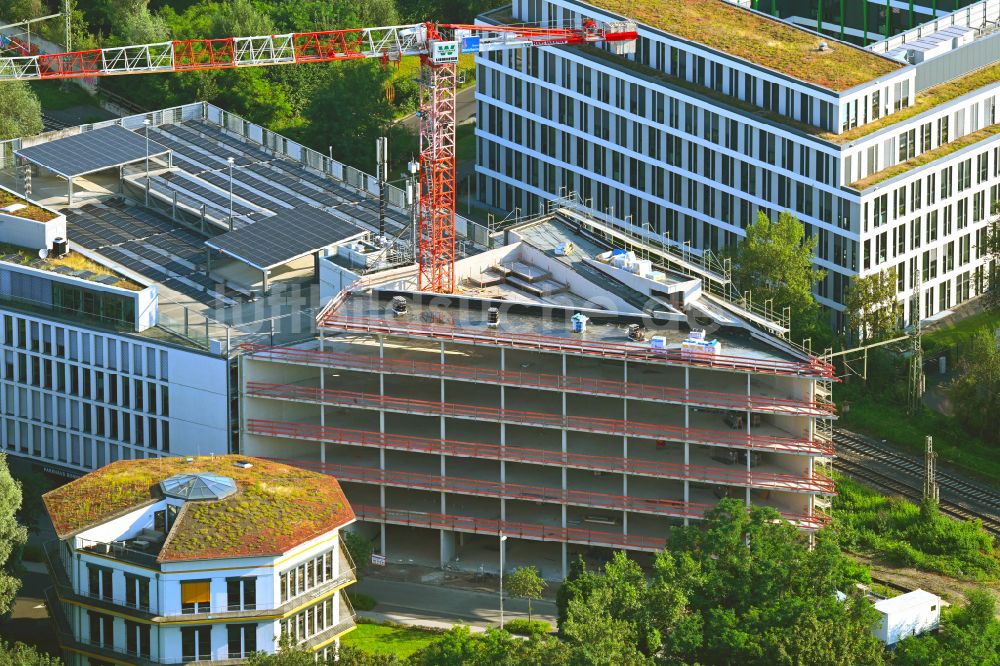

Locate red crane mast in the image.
[0,20,637,292]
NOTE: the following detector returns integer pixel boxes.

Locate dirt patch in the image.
[851,553,1000,613]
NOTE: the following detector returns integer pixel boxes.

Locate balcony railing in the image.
[274,460,830,530]
[245,382,831,456]
[242,343,835,416]
[247,419,835,494]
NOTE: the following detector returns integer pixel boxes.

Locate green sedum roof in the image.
[586,0,902,91]
[43,455,354,562]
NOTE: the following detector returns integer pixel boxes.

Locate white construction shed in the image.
[873,589,941,646]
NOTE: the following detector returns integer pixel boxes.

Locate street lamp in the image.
[499,532,508,628]
[227,157,235,232]
[143,119,151,177]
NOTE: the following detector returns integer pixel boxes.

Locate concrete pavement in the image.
[0,567,58,654]
[354,577,558,630]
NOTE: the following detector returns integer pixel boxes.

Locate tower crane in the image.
[0,20,637,292]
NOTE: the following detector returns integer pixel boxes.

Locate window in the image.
[228,624,257,659]
[125,573,150,611]
[181,580,211,614]
[87,565,112,601]
[281,597,337,644]
[125,621,151,658]
[88,611,114,648]
[279,547,339,604]
[182,626,212,661]
[227,578,257,611]
[937,116,949,145]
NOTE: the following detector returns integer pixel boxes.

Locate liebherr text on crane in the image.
[0,20,637,292]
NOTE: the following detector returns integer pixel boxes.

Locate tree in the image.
[336,647,405,666]
[0,454,27,617]
[505,565,546,623]
[845,267,903,341]
[985,205,1000,303]
[341,529,373,578]
[728,211,826,340]
[0,0,42,22]
[0,81,43,141]
[561,587,651,666]
[0,640,61,666]
[244,635,314,666]
[948,327,1000,443]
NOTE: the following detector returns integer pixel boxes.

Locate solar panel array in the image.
[16,125,169,178]
[207,206,362,270]
[137,121,411,237]
[65,200,240,308]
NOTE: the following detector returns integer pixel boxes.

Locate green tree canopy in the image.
[556,499,883,666]
[505,565,546,623]
[845,267,903,341]
[0,454,28,616]
[0,81,43,141]
[947,327,1000,443]
[728,210,826,341]
[0,639,61,666]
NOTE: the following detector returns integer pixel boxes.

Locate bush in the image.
[349,591,378,611]
[503,619,551,636]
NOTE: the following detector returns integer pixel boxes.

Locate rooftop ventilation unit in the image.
[391,296,408,316]
[487,307,500,327]
[818,41,829,51]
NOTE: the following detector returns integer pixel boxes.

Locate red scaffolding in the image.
[318,310,837,378]
[268,458,829,530]
[245,382,832,455]
[242,344,836,416]
[247,419,835,493]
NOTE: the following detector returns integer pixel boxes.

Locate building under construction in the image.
[240,210,837,579]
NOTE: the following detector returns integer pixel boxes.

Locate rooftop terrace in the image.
[586,0,902,91]
[43,455,354,562]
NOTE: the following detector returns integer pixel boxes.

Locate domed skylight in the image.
[160,473,237,501]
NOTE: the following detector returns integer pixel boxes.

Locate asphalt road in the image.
[0,567,58,654]
[355,577,558,628]
[397,85,477,132]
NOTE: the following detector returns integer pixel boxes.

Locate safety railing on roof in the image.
[245,383,830,455]
[247,419,835,493]
[317,312,835,379]
[242,343,835,416]
[867,0,1000,53]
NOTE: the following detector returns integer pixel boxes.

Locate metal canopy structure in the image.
[15,125,169,178]
[205,206,363,271]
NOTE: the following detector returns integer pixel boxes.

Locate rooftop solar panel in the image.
[15,125,170,179]
[206,206,363,270]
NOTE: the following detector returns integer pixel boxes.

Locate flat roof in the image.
[321,290,831,377]
[43,455,354,562]
[585,0,902,91]
[205,205,364,271]
[15,125,170,179]
[874,589,940,615]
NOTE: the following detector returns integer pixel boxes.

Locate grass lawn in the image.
[455,122,477,163]
[836,379,1000,485]
[341,623,441,658]
[924,308,1000,357]
[29,80,98,111]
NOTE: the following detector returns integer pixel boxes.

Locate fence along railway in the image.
[833,428,1000,537]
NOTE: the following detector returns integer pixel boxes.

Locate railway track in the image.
[833,443,1000,537]
[835,428,1000,514]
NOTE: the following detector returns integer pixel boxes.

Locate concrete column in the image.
[622,360,628,535]
[439,341,447,521]
[684,366,690,526]
[67,177,73,205]
[261,269,270,295]
[379,336,387,559]
[441,530,456,569]
[560,352,567,532]
[500,346,506,520]
[745,372,752,507]
[319,368,326,465]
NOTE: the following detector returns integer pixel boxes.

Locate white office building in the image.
[475,0,1000,328]
[43,455,358,664]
